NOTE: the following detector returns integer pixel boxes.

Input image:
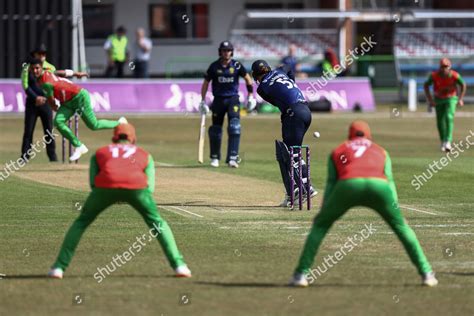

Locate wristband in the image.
[246,84,253,94]
[65,69,74,77]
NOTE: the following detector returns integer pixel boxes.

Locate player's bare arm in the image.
[46,96,58,111]
[200,79,210,101]
[34,96,47,106]
[458,82,466,106]
[423,82,434,107]
[199,79,210,115]
[244,73,253,97]
[54,70,89,78]
[244,73,257,111]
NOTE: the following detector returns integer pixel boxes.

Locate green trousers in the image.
[54,89,119,147]
[53,188,186,271]
[295,178,432,276]
[434,97,457,142]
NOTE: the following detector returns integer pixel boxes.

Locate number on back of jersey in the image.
[109,144,137,158]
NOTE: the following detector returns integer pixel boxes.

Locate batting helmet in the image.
[218,41,234,56]
[251,59,272,82]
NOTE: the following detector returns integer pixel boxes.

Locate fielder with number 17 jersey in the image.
[48,124,191,280]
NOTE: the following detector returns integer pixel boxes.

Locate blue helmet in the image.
[218,41,234,56]
[251,60,271,82]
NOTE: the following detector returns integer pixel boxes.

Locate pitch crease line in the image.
[169,206,204,218]
[160,206,188,218]
[399,204,438,216]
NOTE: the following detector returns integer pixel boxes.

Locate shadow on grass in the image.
[196,281,286,288]
[19,168,85,173]
[196,281,421,288]
[18,164,207,172]
[158,202,282,209]
[438,271,474,277]
[3,274,172,280]
[155,165,207,169]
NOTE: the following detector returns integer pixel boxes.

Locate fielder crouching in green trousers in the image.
[290,121,438,287]
[47,123,191,280]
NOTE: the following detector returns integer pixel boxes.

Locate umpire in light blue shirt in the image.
[133,28,152,78]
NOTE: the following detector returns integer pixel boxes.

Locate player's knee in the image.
[228,117,241,135]
[53,116,64,128]
[312,212,333,228]
[313,219,331,229]
[275,140,290,162]
[74,215,94,228]
[148,220,165,237]
[209,125,223,140]
[84,120,99,130]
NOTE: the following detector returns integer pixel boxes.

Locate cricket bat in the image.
[198,114,206,163]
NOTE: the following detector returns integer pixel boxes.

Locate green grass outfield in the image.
[0,107,473,315]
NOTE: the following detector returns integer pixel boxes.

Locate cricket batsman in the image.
[30,58,127,161]
[290,121,438,287]
[424,58,466,152]
[251,59,316,207]
[199,41,256,168]
[48,123,191,279]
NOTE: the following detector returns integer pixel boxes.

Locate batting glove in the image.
[199,100,210,115]
[247,96,257,112]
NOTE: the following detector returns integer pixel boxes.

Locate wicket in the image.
[62,114,79,163]
[289,145,311,210]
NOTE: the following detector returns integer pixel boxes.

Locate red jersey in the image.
[331,138,387,180]
[38,71,81,103]
[429,70,460,99]
[94,144,150,189]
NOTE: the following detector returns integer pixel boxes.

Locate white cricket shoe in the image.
[444,142,452,152]
[281,186,317,209]
[118,116,128,124]
[228,160,239,168]
[289,273,309,287]
[47,267,64,279]
[175,265,192,278]
[279,194,291,207]
[69,144,88,162]
[210,159,219,168]
[307,186,318,199]
[440,142,446,152]
[280,189,301,209]
[422,272,438,287]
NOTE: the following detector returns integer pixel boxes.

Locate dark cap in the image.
[116,26,127,34]
[32,44,47,54]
